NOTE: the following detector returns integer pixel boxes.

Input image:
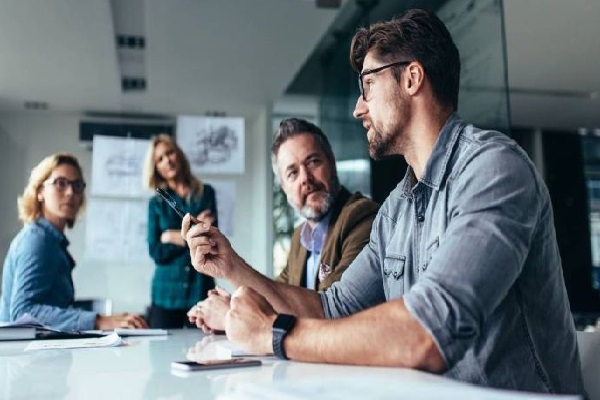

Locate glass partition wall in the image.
[272,0,511,277]
[582,134,600,293]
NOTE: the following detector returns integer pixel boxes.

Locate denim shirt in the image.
[0,218,97,331]
[321,114,584,394]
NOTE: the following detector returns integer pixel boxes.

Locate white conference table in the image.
[0,329,577,400]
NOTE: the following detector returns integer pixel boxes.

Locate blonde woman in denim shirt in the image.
[0,153,147,331]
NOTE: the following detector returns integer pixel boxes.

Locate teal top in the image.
[147,185,217,310]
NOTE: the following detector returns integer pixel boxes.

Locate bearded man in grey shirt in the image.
[182,8,584,396]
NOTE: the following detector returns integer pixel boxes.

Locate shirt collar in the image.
[401,112,465,195]
[300,212,331,253]
[36,217,70,248]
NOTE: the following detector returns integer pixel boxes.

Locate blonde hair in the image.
[143,134,203,197]
[18,153,86,227]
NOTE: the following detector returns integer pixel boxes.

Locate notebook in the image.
[0,326,36,341]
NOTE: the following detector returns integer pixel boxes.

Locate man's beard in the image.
[299,191,335,222]
[369,129,396,160]
[289,181,340,223]
[369,91,410,159]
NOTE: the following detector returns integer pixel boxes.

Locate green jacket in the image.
[276,187,379,291]
[147,185,217,309]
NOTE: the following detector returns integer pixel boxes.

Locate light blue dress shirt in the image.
[321,114,584,394]
[0,218,96,331]
[300,213,331,290]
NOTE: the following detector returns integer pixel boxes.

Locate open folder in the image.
[82,328,169,337]
[113,328,168,336]
[1,315,168,341]
[0,314,105,341]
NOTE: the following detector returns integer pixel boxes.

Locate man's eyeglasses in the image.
[44,177,86,194]
[358,60,411,101]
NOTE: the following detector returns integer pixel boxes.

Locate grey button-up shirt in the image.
[321,113,584,395]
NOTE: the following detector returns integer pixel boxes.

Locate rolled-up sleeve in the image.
[403,143,540,367]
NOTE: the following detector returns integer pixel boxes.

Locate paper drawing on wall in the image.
[191,125,238,165]
[204,180,235,237]
[91,135,150,197]
[84,198,151,261]
[177,116,245,174]
[106,152,140,177]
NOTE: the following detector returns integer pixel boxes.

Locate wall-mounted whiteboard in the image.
[177,116,245,174]
[84,198,151,262]
[86,135,238,262]
[91,135,150,198]
[205,180,236,238]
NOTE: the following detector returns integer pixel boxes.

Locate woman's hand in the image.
[161,230,186,247]
[95,313,149,329]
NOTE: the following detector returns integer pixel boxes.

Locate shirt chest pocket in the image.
[383,253,406,299]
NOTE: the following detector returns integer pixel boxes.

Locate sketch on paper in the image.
[91,135,150,198]
[177,116,245,174]
[84,198,150,262]
[106,152,140,177]
[205,180,235,237]
[192,125,237,165]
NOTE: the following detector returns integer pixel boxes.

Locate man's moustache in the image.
[303,187,326,199]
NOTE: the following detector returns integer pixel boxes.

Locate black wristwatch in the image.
[272,314,296,360]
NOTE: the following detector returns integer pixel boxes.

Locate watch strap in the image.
[272,314,296,360]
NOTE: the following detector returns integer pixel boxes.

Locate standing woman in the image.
[0,153,147,331]
[144,134,217,328]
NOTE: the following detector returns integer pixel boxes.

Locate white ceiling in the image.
[504,0,600,130]
[0,0,340,119]
[0,0,598,130]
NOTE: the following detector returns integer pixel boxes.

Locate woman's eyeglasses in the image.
[44,177,86,194]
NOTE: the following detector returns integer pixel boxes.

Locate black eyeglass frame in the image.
[44,177,87,194]
[358,60,411,101]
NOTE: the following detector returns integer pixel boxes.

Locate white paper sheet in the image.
[25,333,124,351]
[91,135,150,197]
[204,180,235,237]
[84,198,150,261]
[113,328,168,336]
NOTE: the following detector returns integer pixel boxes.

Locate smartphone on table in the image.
[171,358,262,371]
